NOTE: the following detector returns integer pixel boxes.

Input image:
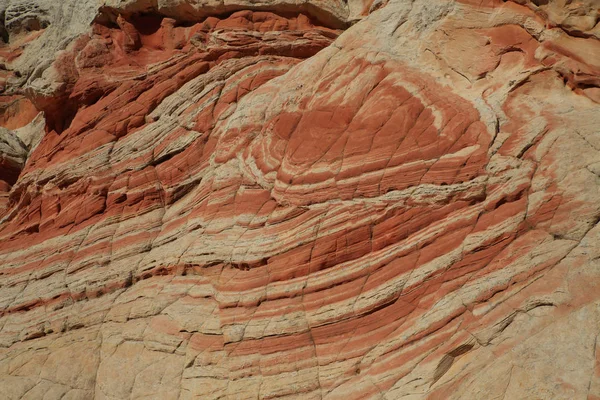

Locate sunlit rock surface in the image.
[0,0,599,398]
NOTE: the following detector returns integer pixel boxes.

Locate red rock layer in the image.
[0,1,599,399]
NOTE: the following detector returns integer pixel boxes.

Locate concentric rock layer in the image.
[0,0,599,399]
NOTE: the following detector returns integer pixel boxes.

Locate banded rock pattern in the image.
[0,0,599,399]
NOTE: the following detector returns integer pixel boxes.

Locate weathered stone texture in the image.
[0,0,599,398]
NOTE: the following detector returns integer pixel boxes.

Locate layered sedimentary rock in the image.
[0,0,599,398]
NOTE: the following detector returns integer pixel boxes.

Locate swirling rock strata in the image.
[0,0,599,399]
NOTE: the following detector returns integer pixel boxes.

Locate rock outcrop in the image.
[0,0,599,399]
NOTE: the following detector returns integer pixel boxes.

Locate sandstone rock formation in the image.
[0,0,599,398]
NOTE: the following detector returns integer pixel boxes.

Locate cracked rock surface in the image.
[0,0,599,398]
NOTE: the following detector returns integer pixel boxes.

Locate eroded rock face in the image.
[0,0,599,399]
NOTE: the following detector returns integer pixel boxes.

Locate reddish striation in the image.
[0,0,599,399]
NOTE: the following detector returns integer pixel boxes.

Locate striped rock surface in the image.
[1,0,600,398]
